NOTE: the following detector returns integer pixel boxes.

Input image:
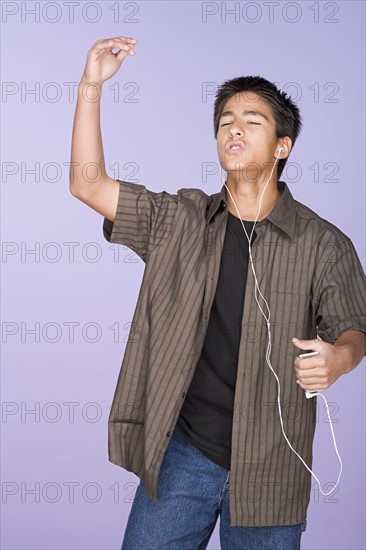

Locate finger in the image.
[99,41,132,52]
[115,36,138,43]
[295,359,321,370]
[297,380,327,390]
[92,38,136,54]
[95,36,137,44]
[98,45,135,62]
[292,337,322,350]
[115,46,135,61]
[297,376,328,386]
[297,380,328,390]
[109,40,137,56]
[296,368,324,379]
[110,37,138,49]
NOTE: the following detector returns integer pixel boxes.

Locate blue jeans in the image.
[121,424,307,549]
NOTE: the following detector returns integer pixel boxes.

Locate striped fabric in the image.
[102,178,366,526]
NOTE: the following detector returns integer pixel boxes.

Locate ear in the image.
[276,136,292,159]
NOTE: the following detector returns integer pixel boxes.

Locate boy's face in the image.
[216,92,280,182]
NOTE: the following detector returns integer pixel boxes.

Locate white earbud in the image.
[278,146,284,154]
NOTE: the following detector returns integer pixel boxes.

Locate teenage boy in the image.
[70,36,366,550]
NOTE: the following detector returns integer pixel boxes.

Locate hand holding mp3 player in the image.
[298,350,320,398]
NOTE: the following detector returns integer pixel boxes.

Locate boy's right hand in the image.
[80,36,138,86]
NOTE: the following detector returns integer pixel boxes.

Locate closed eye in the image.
[220,121,260,126]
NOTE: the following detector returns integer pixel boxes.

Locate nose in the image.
[229,122,244,138]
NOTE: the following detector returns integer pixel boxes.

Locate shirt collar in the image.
[205,180,296,239]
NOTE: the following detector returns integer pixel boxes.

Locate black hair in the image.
[213,76,302,179]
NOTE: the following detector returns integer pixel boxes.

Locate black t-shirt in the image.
[177,210,257,470]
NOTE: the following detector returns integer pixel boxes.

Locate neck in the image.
[224,177,281,222]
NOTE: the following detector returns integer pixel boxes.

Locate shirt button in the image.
[166,431,171,437]
[182,392,186,398]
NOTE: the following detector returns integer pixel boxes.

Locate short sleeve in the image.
[102,179,178,262]
[314,238,366,349]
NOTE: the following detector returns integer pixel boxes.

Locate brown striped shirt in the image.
[102,178,366,526]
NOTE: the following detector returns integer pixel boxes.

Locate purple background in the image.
[1,1,365,549]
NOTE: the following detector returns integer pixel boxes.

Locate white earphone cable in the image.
[217,150,342,496]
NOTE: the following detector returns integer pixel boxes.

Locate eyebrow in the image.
[220,110,269,122]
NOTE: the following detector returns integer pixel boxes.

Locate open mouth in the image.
[226,141,244,153]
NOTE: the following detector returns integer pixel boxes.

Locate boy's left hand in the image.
[292,337,352,390]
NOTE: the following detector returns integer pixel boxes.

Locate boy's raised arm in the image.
[69,36,137,222]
